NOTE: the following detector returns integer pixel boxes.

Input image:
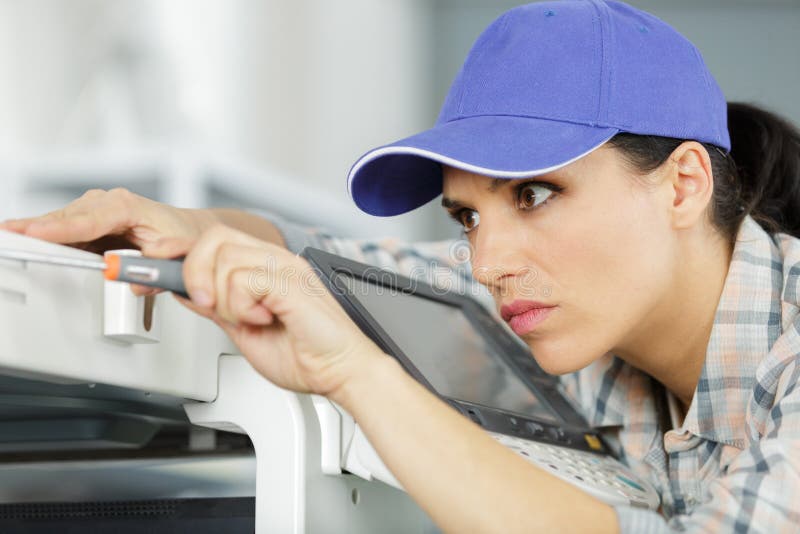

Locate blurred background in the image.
[0,0,798,243]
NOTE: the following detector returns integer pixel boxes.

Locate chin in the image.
[524,341,596,376]
[534,357,584,376]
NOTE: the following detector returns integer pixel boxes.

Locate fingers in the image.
[125,237,198,297]
[183,224,277,306]
[1,188,138,245]
[182,224,296,324]
[28,213,100,244]
[211,243,275,323]
[1,208,66,235]
[0,218,33,233]
[226,267,275,325]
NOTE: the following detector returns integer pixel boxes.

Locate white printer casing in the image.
[0,230,434,533]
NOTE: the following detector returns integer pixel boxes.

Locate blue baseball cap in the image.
[347,0,730,217]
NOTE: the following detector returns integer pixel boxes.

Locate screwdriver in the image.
[0,249,189,299]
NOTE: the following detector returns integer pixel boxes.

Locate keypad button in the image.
[494,435,652,502]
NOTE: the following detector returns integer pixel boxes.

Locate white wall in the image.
[0,0,797,242]
[0,0,441,241]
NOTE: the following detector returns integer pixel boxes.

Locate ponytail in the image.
[607,102,800,242]
[728,102,800,238]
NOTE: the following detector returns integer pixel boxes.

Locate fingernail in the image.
[191,290,212,307]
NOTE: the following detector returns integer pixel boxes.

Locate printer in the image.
[0,230,433,533]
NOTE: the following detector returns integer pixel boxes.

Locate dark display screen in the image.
[337,273,557,422]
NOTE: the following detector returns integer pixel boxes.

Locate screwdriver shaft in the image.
[0,249,106,271]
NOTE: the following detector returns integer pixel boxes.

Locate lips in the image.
[500,300,555,322]
[501,300,557,336]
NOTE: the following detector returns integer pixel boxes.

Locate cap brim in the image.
[347,115,619,216]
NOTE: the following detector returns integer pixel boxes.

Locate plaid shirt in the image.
[260,210,800,533]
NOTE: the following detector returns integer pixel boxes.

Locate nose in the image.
[469,218,528,295]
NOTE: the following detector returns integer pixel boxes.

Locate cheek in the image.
[552,186,670,306]
[524,189,671,371]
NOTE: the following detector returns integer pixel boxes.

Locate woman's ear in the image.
[666,141,714,229]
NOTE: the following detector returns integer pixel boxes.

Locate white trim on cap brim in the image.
[346,133,616,197]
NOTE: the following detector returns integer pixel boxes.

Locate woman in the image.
[3,1,800,532]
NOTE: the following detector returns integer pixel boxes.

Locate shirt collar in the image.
[680,216,784,447]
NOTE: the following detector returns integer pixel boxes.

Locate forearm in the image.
[199,208,287,247]
[333,355,619,534]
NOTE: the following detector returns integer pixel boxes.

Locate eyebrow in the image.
[441,178,506,209]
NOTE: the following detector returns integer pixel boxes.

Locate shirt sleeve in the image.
[614,359,800,532]
[250,209,497,313]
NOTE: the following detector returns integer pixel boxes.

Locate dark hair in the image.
[606,102,800,243]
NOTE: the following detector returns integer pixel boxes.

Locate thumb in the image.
[129,237,195,297]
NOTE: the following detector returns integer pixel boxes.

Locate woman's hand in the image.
[164,223,389,399]
[0,187,215,254]
[0,188,217,295]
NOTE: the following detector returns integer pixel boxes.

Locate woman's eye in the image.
[518,183,555,210]
[458,209,480,233]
